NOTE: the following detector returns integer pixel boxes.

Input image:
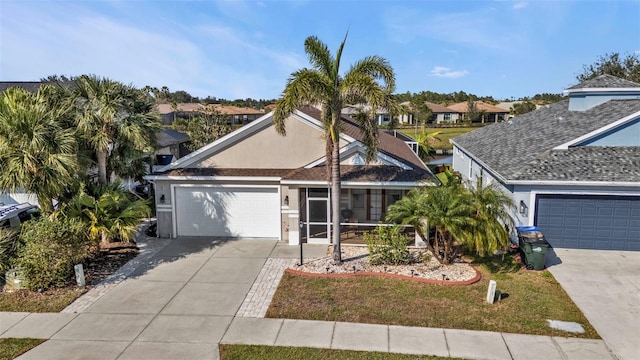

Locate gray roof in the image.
[513,147,640,182]
[566,74,640,90]
[451,98,640,183]
[0,81,74,93]
[157,128,190,148]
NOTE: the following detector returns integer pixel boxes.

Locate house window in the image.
[352,189,365,209]
[444,113,451,121]
[469,161,473,178]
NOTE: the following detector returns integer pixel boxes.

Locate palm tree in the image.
[55,182,151,247]
[0,86,78,213]
[73,75,159,184]
[272,34,396,263]
[463,177,515,255]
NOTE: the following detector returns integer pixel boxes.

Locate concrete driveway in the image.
[546,248,640,360]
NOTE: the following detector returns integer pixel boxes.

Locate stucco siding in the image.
[582,118,640,146]
[196,116,327,168]
[568,93,640,111]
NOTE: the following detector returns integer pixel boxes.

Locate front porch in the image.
[289,187,418,245]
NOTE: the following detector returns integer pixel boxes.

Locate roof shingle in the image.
[451,99,640,182]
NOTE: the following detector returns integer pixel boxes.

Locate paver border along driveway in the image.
[546,248,640,360]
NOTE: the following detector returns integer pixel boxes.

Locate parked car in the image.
[0,203,40,230]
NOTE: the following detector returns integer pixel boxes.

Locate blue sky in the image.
[1,1,639,101]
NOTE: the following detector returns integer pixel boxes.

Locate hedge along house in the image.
[145,106,434,245]
[451,75,640,251]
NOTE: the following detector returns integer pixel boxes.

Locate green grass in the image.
[266,254,599,339]
[399,127,477,150]
[0,288,86,312]
[0,338,45,360]
[219,344,462,360]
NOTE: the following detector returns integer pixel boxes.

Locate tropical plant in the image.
[387,174,515,263]
[72,75,160,184]
[463,177,515,256]
[272,33,396,263]
[365,225,411,265]
[414,130,441,161]
[0,86,79,213]
[55,182,151,248]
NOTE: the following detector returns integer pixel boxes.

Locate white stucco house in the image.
[145,106,434,245]
[451,75,640,251]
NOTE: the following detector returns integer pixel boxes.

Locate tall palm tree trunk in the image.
[331,140,342,264]
[97,150,108,184]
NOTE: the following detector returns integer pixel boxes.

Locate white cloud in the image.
[384,6,525,50]
[513,2,528,10]
[429,66,468,79]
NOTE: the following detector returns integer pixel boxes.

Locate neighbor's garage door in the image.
[535,195,640,251]
[174,186,280,238]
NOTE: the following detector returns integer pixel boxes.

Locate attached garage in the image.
[173,186,280,238]
[535,195,640,251]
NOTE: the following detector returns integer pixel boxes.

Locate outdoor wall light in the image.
[519,200,526,214]
[160,194,166,204]
[284,195,289,206]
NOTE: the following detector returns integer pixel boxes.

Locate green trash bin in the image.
[518,232,549,270]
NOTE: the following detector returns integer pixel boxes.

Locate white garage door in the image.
[174,186,280,238]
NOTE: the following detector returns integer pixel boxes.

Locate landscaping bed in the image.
[0,242,138,312]
[267,254,599,339]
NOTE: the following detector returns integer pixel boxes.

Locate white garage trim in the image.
[171,184,281,239]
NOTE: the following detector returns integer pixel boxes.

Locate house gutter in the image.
[143,175,283,182]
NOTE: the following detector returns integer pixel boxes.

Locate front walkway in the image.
[0,237,617,360]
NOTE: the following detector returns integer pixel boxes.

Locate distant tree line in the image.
[42,52,640,113]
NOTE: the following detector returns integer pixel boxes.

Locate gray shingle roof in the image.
[566,74,640,90]
[451,98,640,182]
[513,147,640,182]
[157,128,190,148]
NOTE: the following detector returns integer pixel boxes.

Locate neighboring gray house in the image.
[451,75,640,251]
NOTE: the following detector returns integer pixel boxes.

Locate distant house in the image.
[451,74,640,251]
[156,103,265,125]
[397,101,459,125]
[447,101,509,123]
[342,104,392,126]
[205,104,265,125]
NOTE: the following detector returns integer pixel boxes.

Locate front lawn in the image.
[266,254,599,338]
[0,288,86,313]
[399,127,477,150]
[219,344,462,360]
[0,338,45,360]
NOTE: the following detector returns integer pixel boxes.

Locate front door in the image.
[306,188,330,244]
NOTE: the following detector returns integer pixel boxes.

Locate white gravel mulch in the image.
[291,245,477,282]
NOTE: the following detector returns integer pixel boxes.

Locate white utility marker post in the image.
[74,264,86,287]
[486,280,497,304]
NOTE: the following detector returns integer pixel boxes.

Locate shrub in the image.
[0,228,19,276]
[365,225,411,265]
[14,217,91,290]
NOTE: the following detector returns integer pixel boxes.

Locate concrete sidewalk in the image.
[1,237,617,360]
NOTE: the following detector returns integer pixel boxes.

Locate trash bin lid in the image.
[516,225,540,233]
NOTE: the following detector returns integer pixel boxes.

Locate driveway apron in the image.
[15,238,277,360]
[546,248,640,360]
